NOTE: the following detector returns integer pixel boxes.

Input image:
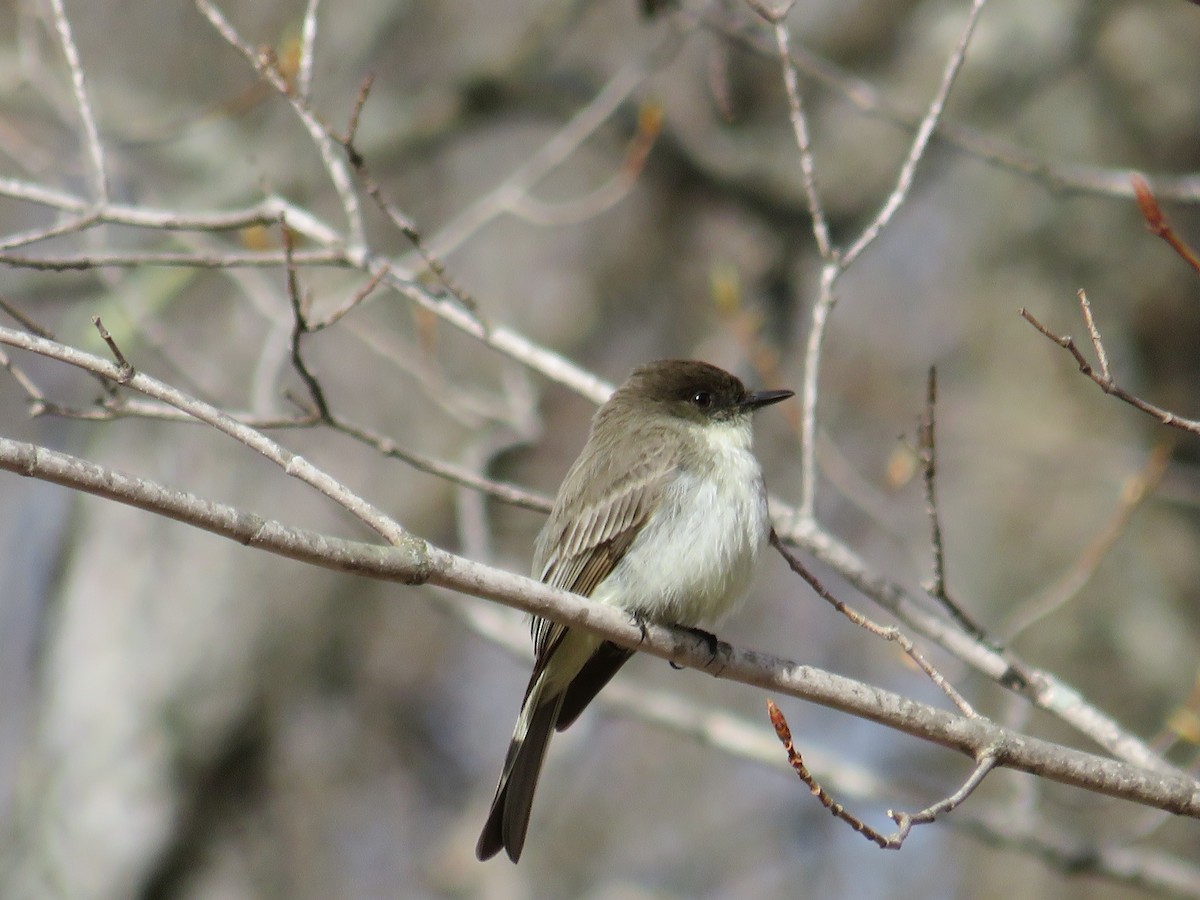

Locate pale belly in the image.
[590,452,769,627]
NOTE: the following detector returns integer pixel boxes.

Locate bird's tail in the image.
[475,678,564,862]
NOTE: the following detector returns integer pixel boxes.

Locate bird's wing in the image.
[525,447,674,705]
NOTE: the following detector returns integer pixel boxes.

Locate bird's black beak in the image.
[742,388,794,411]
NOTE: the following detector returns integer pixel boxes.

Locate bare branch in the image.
[0,347,44,404]
[307,264,389,331]
[1,431,1199,820]
[0,177,338,238]
[90,315,133,381]
[614,690,1200,898]
[0,296,54,337]
[328,416,552,513]
[282,229,332,421]
[0,211,101,252]
[1078,288,1111,381]
[338,79,481,318]
[0,248,349,270]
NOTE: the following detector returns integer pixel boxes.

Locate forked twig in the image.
[1022,295,1200,435]
[768,700,997,849]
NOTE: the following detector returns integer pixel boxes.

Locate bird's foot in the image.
[630,610,652,645]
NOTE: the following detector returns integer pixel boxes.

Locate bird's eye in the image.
[690,390,714,409]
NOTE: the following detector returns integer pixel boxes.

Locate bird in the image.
[476,359,793,862]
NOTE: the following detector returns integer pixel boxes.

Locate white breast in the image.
[591,418,769,626]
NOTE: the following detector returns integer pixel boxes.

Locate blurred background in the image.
[1,0,1199,897]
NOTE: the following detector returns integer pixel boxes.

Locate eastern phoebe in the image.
[476,359,792,863]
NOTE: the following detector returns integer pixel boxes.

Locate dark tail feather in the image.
[555,641,633,731]
[476,693,563,862]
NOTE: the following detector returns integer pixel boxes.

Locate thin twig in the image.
[90,316,132,382]
[0,297,54,338]
[337,76,480,317]
[0,248,350,269]
[625,690,1200,898]
[1021,301,1200,435]
[282,228,331,421]
[340,72,373,161]
[48,0,108,203]
[750,0,832,260]
[330,416,552,513]
[770,530,976,717]
[0,348,44,404]
[309,265,389,331]
[1077,288,1110,381]
[921,366,948,599]
[919,366,991,642]
[767,699,894,848]
[841,0,990,268]
[886,750,998,843]
[0,178,339,240]
[796,263,837,523]
[0,211,102,252]
[40,396,317,427]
